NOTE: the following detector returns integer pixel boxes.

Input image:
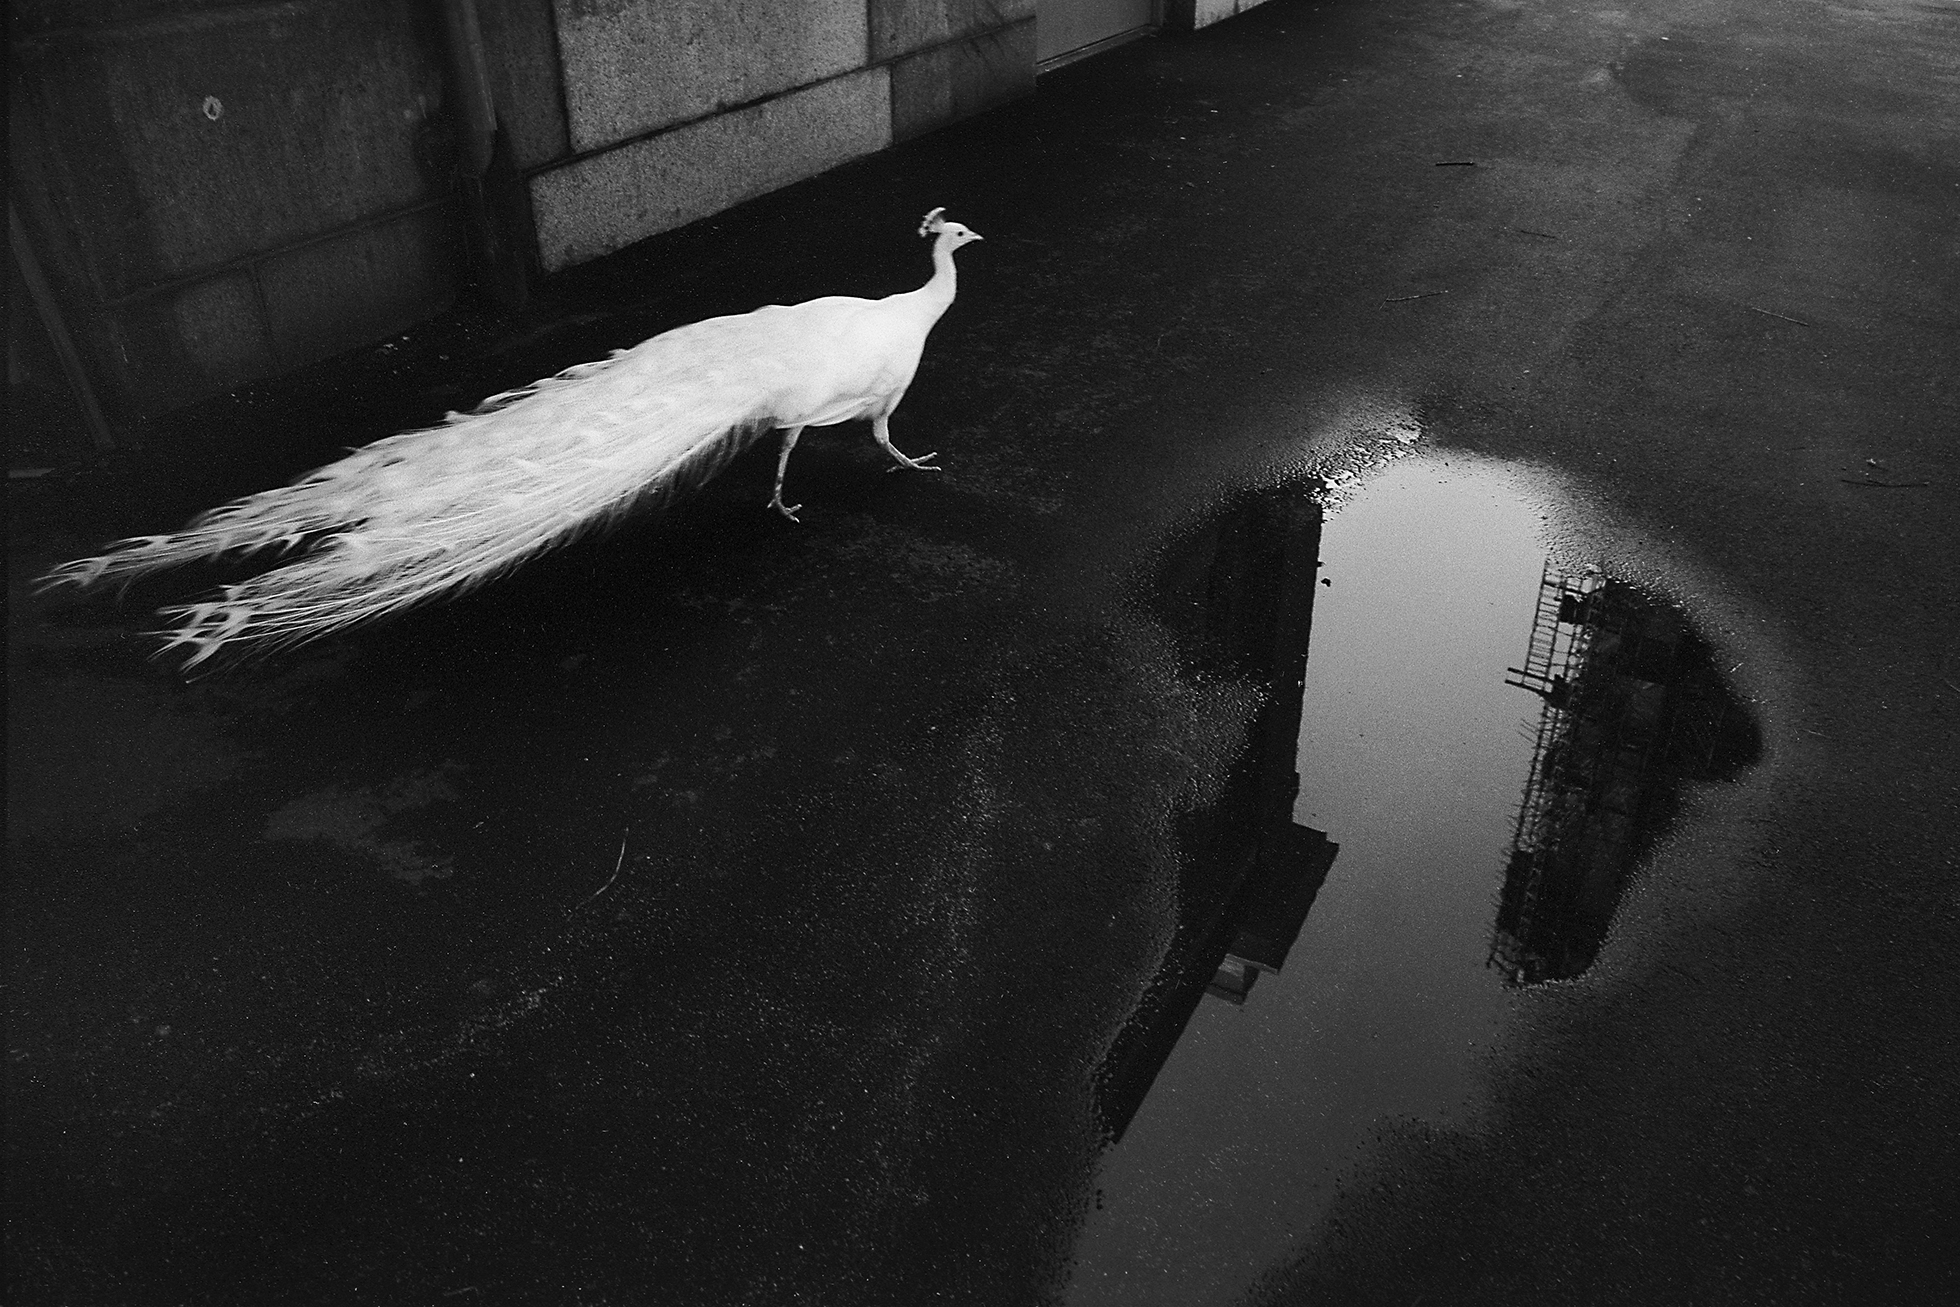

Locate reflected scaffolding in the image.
[1494,566,1761,985]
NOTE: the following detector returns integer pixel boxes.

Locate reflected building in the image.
[1094,486,1339,1144]
[1493,566,1760,986]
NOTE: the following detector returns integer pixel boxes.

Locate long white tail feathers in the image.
[38,325,781,667]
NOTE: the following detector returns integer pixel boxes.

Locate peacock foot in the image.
[884,451,941,473]
[769,495,802,523]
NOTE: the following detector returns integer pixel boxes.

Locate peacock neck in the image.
[921,236,959,311]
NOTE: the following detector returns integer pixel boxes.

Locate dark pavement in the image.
[8,1,1957,1303]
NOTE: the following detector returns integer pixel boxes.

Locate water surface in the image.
[1069,454,1555,1305]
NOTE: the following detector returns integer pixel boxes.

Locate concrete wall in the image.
[10,1,468,425]
[526,0,1037,272]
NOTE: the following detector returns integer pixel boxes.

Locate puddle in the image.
[1069,452,1757,1305]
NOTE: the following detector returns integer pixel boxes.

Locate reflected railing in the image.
[1093,486,1339,1144]
[1493,565,1761,985]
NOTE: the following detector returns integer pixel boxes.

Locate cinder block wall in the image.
[523,1,1036,273]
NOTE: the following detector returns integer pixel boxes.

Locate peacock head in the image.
[919,207,984,248]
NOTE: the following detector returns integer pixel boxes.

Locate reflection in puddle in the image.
[1494,568,1759,984]
[1071,452,1760,1306]
[1094,486,1337,1147]
[1072,455,1546,1306]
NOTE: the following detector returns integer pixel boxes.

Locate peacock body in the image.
[40,209,983,665]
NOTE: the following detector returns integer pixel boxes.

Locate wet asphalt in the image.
[7,1,1957,1303]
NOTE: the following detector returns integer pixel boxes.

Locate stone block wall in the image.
[10,2,1327,440]
[1167,0,1276,29]
[9,0,1045,436]
[525,0,1037,272]
[10,0,466,426]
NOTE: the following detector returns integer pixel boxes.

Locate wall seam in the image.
[246,262,280,371]
[541,0,577,168]
[12,0,350,47]
[93,197,456,310]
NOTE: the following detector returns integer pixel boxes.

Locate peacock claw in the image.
[770,498,802,523]
[885,452,940,473]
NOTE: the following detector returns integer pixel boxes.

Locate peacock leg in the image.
[769,426,805,521]
[872,414,940,473]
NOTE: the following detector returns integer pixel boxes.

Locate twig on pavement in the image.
[579,837,628,909]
